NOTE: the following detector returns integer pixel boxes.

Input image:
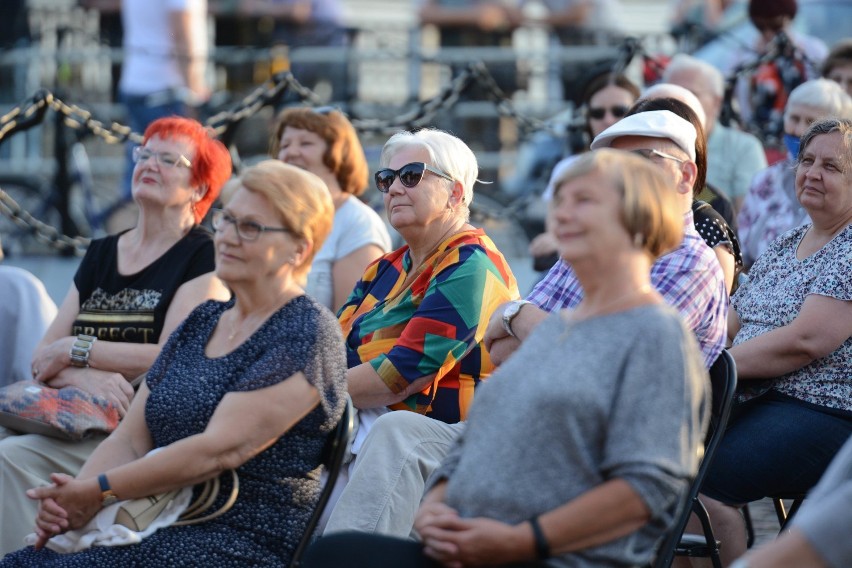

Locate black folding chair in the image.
[743,493,807,547]
[653,350,737,568]
[289,394,355,568]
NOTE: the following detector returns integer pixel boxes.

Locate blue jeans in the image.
[701,390,852,504]
[119,90,189,200]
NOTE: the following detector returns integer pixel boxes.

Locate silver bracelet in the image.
[69,334,97,368]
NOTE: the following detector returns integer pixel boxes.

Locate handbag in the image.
[0,381,121,441]
[115,469,240,532]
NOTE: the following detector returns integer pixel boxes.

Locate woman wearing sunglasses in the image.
[0,117,232,556]
[326,129,518,525]
[529,72,640,272]
[271,107,392,312]
[308,149,709,568]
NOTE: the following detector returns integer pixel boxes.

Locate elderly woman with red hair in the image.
[0,116,233,557]
[272,107,391,311]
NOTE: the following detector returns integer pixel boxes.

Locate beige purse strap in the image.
[179,475,219,519]
[173,469,240,526]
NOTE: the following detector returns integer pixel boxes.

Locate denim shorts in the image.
[701,390,852,504]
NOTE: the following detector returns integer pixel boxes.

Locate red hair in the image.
[143,117,232,223]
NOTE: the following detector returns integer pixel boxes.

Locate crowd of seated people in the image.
[2,0,851,565]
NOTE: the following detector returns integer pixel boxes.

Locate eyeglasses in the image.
[588,105,629,120]
[132,146,192,169]
[210,209,294,242]
[374,162,454,193]
[630,148,686,164]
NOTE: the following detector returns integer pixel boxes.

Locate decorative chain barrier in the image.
[0,63,573,253]
[0,187,90,255]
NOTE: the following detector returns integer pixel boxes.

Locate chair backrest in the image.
[289,394,355,568]
[652,350,738,568]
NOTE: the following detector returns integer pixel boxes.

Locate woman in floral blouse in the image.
[698,118,852,565]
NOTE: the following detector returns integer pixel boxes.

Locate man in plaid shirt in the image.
[487,110,728,369]
[324,110,728,540]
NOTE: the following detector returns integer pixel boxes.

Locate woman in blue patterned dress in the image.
[1,161,347,566]
[696,118,852,565]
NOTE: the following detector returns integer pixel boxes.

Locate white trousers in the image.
[323,411,466,538]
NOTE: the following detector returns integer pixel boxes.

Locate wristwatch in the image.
[69,334,97,368]
[502,300,531,338]
[98,473,119,507]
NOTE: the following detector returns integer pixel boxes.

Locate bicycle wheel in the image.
[0,175,64,256]
[468,192,530,259]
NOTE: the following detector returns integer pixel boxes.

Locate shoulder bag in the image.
[115,469,240,532]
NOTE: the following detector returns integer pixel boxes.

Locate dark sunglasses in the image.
[374,162,454,193]
[588,105,629,120]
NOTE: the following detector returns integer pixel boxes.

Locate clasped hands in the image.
[30,338,134,416]
[414,501,533,567]
[26,474,100,550]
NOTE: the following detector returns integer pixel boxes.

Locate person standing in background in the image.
[118,0,211,201]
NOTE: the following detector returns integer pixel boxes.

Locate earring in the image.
[633,233,645,248]
[288,256,297,265]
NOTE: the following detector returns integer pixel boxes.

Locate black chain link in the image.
[1,64,571,253]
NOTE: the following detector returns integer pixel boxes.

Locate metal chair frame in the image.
[289,394,355,568]
[653,350,738,568]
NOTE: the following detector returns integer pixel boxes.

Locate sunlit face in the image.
[214,186,303,286]
[382,146,453,234]
[827,63,852,97]
[131,135,197,209]
[549,170,631,263]
[277,127,332,179]
[588,85,637,139]
[784,103,826,138]
[795,132,852,217]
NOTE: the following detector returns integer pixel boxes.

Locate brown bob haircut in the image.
[269,107,369,196]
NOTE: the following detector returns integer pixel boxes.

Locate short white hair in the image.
[380,129,478,219]
[787,79,852,119]
[662,53,725,99]
[640,83,708,129]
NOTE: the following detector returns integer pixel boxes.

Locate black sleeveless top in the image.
[71,226,215,344]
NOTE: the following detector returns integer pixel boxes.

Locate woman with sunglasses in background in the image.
[321,129,518,534]
[528,72,640,274]
[271,107,392,312]
[0,117,232,557]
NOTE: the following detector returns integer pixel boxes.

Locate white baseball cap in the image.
[590,110,697,161]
